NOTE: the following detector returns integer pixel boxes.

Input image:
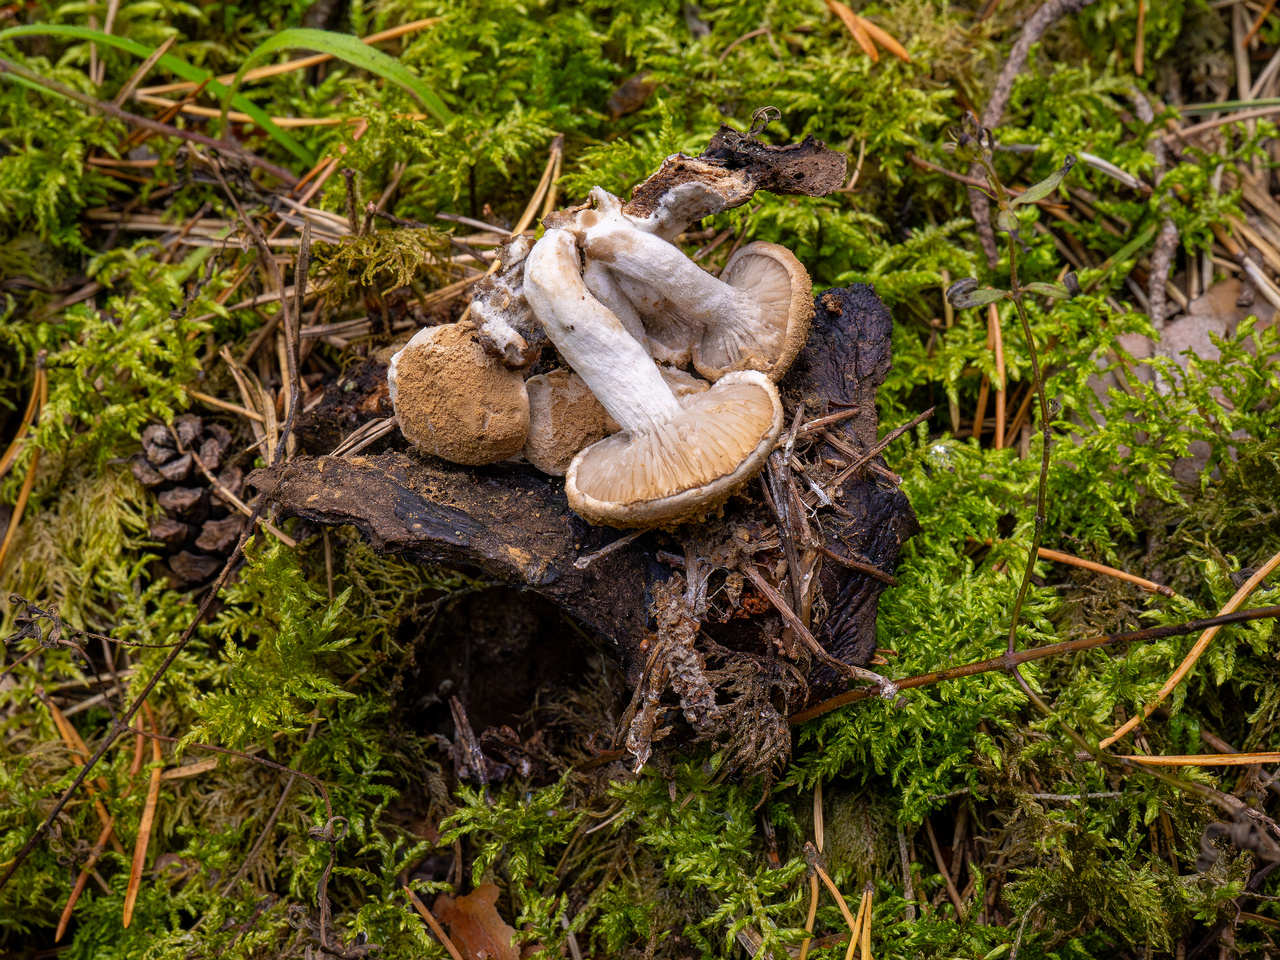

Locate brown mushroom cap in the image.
[565,371,783,528]
[692,241,813,382]
[523,371,619,476]
[389,322,529,465]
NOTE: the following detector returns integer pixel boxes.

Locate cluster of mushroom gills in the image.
[388,181,813,528]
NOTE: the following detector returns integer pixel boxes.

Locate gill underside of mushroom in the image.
[250,284,919,775]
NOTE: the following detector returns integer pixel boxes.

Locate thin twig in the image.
[924,817,965,917]
[830,407,934,489]
[741,562,896,695]
[0,231,309,890]
[790,604,1280,724]
[1101,549,1280,747]
[403,886,465,960]
[574,529,645,569]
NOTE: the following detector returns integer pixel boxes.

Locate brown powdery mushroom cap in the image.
[388,321,529,465]
[565,370,783,528]
[522,370,618,476]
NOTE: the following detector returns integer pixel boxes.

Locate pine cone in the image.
[131,414,247,586]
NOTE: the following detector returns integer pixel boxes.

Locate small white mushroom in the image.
[524,228,783,528]
[580,189,813,381]
[388,321,529,465]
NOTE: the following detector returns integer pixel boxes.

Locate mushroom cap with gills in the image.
[691,241,813,382]
[388,321,530,465]
[565,370,784,528]
[578,191,813,382]
[522,370,619,476]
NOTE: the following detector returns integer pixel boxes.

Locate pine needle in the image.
[122,707,163,929]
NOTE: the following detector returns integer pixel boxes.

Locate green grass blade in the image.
[0,24,315,166]
[220,27,451,134]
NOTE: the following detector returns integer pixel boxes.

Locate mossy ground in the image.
[2,0,1280,957]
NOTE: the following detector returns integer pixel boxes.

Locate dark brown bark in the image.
[249,285,918,690]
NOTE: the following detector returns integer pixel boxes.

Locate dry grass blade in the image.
[133,94,358,127]
[136,18,442,96]
[184,386,266,424]
[113,34,175,106]
[1101,548,1280,747]
[403,885,465,960]
[458,133,563,323]
[122,706,163,928]
[1037,547,1180,598]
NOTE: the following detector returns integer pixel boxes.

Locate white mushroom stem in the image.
[582,258,647,344]
[582,189,767,341]
[524,228,681,434]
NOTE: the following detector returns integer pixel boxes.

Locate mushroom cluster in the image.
[388,129,845,528]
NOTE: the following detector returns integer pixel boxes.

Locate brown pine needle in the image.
[1037,547,1179,598]
[122,707,163,929]
[844,887,870,960]
[857,17,911,63]
[1101,547,1280,747]
[55,815,115,941]
[989,303,1006,450]
[0,363,45,578]
[923,818,964,917]
[798,873,820,960]
[825,0,877,60]
[1244,0,1278,46]
[403,885,465,960]
[1123,751,1280,766]
[0,361,43,481]
[972,376,990,439]
[812,863,861,946]
[860,884,873,958]
[35,689,120,849]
